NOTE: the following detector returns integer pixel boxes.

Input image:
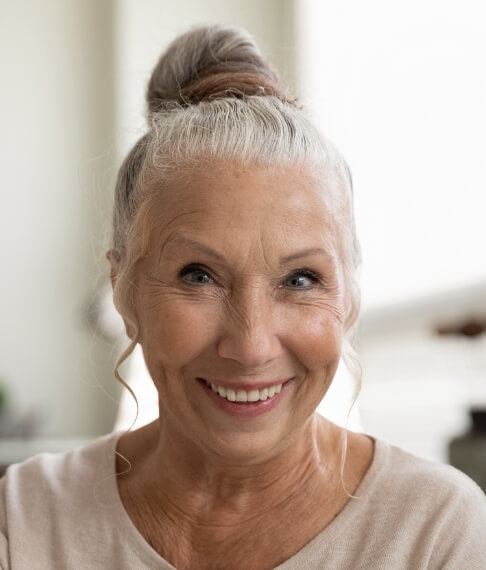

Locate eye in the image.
[283,269,322,290]
[179,264,214,285]
[179,264,323,290]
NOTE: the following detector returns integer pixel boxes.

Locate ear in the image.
[105,249,137,341]
[106,249,121,290]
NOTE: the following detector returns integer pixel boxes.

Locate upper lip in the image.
[199,377,293,391]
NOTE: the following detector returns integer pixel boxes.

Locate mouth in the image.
[196,377,293,418]
[197,377,293,397]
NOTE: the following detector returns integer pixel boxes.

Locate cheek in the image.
[139,300,216,372]
[288,310,343,373]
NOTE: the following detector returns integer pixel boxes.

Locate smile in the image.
[201,378,288,403]
[197,378,294,419]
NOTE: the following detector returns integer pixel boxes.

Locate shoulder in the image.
[1,431,116,503]
[381,439,485,502]
[370,438,486,567]
[372,438,486,511]
[0,431,121,569]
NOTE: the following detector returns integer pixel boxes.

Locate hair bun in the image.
[146,24,294,114]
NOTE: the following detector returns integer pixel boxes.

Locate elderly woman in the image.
[1,24,486,570]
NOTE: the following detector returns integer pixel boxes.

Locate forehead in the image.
[143,161,343,273]
[151,160,338,231]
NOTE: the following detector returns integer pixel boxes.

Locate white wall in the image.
[295,0,486,310]
[0,1,120,436]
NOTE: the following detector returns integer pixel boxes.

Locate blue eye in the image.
[179,264,322,289]
[284,270,321,289]
[179,264,213,285]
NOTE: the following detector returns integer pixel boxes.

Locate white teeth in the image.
[236,389,249,402]
[207,381,284,403]
[216,386,225,398]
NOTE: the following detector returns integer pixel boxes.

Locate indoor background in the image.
[1,0,485,486]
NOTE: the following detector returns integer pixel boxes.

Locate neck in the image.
[118,414,344,529]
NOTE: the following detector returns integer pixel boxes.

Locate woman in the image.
[1,24,485,570]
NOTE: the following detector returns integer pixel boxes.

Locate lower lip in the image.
[197,378,293,419]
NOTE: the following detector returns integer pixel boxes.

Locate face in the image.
[129,161,347,462]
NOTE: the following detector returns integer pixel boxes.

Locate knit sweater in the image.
[1,429,485,569]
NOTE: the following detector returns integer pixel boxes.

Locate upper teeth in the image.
[207,381,283,402]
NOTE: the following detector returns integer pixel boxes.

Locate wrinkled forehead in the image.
[146,160,342,231]
[139,161,347,281]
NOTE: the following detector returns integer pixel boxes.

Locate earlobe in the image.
[106,249,121,288]
[106,249,121,265]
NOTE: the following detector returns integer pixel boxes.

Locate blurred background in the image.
[1,0,485,487]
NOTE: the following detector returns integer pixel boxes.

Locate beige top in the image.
[1,429,485,569]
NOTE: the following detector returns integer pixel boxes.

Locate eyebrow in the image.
[164,236,332,264]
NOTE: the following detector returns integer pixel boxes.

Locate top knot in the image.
[146,24,296,114]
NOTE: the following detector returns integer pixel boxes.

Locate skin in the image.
[107,160,374,570]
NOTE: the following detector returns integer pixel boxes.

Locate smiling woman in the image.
[1,22,486,570]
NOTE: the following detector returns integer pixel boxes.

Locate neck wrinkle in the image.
[128,414,340,529]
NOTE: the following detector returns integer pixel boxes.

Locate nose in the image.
[216,288,282,370]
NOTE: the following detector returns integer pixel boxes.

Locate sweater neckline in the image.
[101,428,388,569]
